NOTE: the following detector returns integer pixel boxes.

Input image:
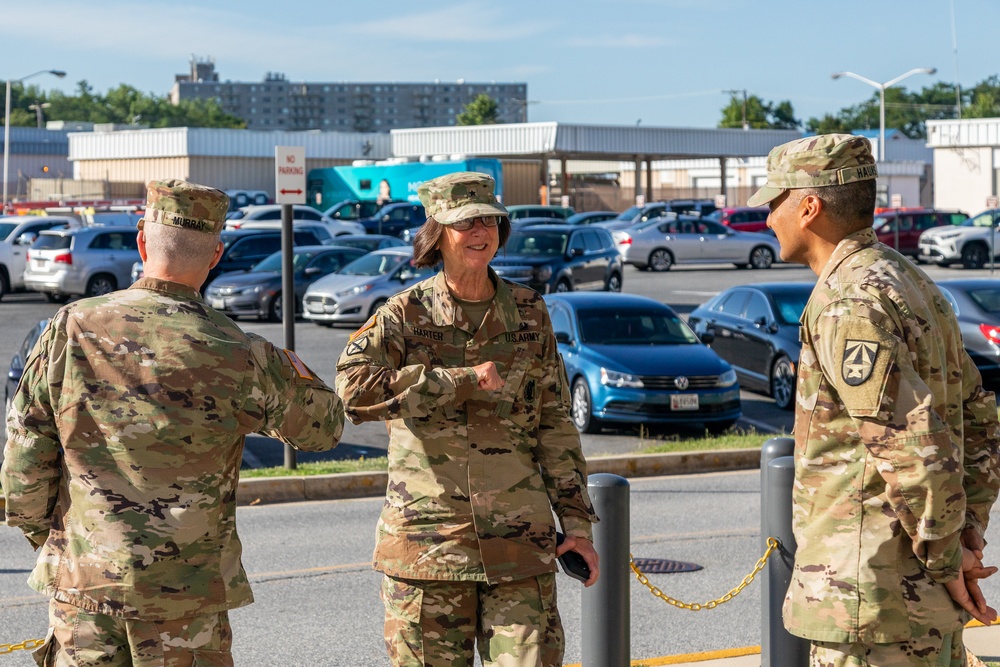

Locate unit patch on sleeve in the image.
[842,339,879,386]
[346,335,369,356]
[283,349,314,380]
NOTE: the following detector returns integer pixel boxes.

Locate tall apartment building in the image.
[169,57,528,132]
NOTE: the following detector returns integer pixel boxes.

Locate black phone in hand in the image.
[556,532,591,583]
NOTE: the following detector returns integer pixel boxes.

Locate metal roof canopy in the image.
[390,122,802,161]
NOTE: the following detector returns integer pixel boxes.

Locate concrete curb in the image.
[235,447,762,506]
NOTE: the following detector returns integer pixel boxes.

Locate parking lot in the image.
[6,258,1000,461]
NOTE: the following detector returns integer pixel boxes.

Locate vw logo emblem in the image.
[674,376,689,390]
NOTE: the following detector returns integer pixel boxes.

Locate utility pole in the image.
[724,89,749,130]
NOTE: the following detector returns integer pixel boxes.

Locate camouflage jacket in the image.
[336,270,597,583]
[785,228,1000,643]
[2,278,345,620]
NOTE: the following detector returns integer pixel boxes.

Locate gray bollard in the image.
[761,451,810,667]
[760,437,793,667]
[582,473,630,667]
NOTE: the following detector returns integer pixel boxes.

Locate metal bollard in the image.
[760,438,809,667]
[582,473,630,667]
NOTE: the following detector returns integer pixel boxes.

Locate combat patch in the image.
[842,339,879,386]
[350,314,377,341]
[346,335,369,356]
[504,331,541,344]
[524,379,536,403]
[283,349,313,380]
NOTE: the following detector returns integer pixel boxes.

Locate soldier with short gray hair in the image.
[2,179,345,666]
[753,134,1000,666]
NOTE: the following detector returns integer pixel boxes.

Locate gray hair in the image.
[143,223,220,273]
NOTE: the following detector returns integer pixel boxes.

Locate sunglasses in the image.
[450,216,501,232]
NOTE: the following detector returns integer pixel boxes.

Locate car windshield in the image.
[253,250,318,273]
[772,291,810,325]
[340,252,408,276]
[963,211,1000,227]
[225,210,246,220]
[968,288,1000,314]
[0,222,19,241]
[333,237,380,251]
[702,211,722,222]
[615,206,641,222]
[576,308,699,345]
[505,231,568,255]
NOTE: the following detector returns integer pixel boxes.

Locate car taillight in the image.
[980,323,1000,343]
[620,237,632,246]
[54,253,72,265]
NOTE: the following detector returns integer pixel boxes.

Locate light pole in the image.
[28,101,51,128]
[4,69,66,213]
[831,67,936,162]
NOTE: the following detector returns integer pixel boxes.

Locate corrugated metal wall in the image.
[501,160,543,205]
[75,157,192,184]
[393,123,559,157]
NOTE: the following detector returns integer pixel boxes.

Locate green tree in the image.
[964,75,1000,118]
[718,94,800,130]
[457,94,500,126]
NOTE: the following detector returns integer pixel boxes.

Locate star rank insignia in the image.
[842,339,880,386]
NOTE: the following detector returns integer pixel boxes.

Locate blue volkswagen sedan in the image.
[543,293,741,433]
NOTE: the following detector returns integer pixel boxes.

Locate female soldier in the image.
[336,172,598,666]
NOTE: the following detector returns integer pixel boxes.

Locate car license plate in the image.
[671,394,699,411]
[210,298,225,309]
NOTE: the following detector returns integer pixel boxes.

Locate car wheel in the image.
[45,293,68,304]
[267,293,282,322]
[649,248,673,272]
[368,298,387,318]
[771,356,796,411]
[962,242,989,270]
[555,279,572,293]
[571,377,600,433]
[85,274,117,297]
[0,269,8,302]
[749,246,775,269]
[605,272,622,292]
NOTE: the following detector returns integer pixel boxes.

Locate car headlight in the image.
[716,369,738,387]
[533,265,553,282]
[336,284,373,298]
[600,368,643,388]
[237,285,262,295]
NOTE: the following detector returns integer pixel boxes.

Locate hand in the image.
[557,535,600,588]
[471,361,504,391]
[962,525,987,562]
[945,545,999,625]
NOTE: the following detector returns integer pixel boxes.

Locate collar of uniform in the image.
[130,276,204,302]
[430,267,522,336]
[815,227,878,287]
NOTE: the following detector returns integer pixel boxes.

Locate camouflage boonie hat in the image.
[417,172,508,224]
[138,179,229,234]
[747,134,878,207]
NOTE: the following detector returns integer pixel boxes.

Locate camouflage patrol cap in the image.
[417,172,508,224]
[747,134,878,207]
[137,179,229,234]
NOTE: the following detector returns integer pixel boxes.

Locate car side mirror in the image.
[398,269,416,282]
[304,266,323,277]
[699,329,716,344]
[555,331,573,345]
[569,247,585,257]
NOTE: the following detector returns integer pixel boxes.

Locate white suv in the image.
[918,209,1000,269]
[0,216,78,299]
[225,204,364,236]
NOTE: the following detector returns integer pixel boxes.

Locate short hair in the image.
[801,179,877,229]
[143,223,220,274]
[411,217,511,268]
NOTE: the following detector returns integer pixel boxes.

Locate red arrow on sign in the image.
[280,189,303,195]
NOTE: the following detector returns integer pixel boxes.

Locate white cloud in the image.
[350,2,547,42]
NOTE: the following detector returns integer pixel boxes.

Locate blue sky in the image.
[2,0,996,129]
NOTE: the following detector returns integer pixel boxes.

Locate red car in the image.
[705,206,770,233]
[873,208,967,257]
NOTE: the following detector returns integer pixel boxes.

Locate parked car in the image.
[0,216,77,299]
[204,245,367,321]
[544,293,740,433]
[204,227,332,289]
[3,318,48,453]
[228,219,342,244]
[302,248,436,326]
[918,208,1000,269]
[357,202,426,237]
[491,225,623,294]
[505,205,575,221]
[224,204,364,236]
[936,278,1000,385]
[704,206,770,233]
[598,203,674,230]
[24,225,141,301]
[224,189,270,210]
[565,211,619,226]
[623,216,781,271]
[326,234,407,252]
[687,282,814,410]
[323,199,384,222]
[872,208,967,257]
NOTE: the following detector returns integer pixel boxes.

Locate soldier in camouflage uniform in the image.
[2,179,345,666]
[750,135,1000,666]
[336,172,599,667]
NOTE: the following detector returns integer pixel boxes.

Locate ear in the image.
[208,240,224,270]
[137,229,148,261]
[798,193,823,230]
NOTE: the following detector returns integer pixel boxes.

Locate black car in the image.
[357,202,426,237]
[3,319,48,452]
[204,245,368,321]
[328,234,408,252]
[204,228,329,289]
[491,225,623,294]
[322,199,384,222]
[936,279,1000,385]
[687,282,814,410]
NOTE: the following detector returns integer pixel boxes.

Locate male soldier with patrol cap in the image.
[752,134,1000,666]
[2,179,345,666]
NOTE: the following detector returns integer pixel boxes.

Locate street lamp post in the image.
[28,101,51,128]
[831,67,936,162]
[3,69,66,213]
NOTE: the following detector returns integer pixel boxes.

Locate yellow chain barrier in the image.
[0,638,45,655]
[630,536,780,611]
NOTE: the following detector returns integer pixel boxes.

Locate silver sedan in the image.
[623,217,781,271]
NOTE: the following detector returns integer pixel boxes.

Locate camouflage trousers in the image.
[810,629,966,667]
[32,599,233,667]
[381,573,563,667]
